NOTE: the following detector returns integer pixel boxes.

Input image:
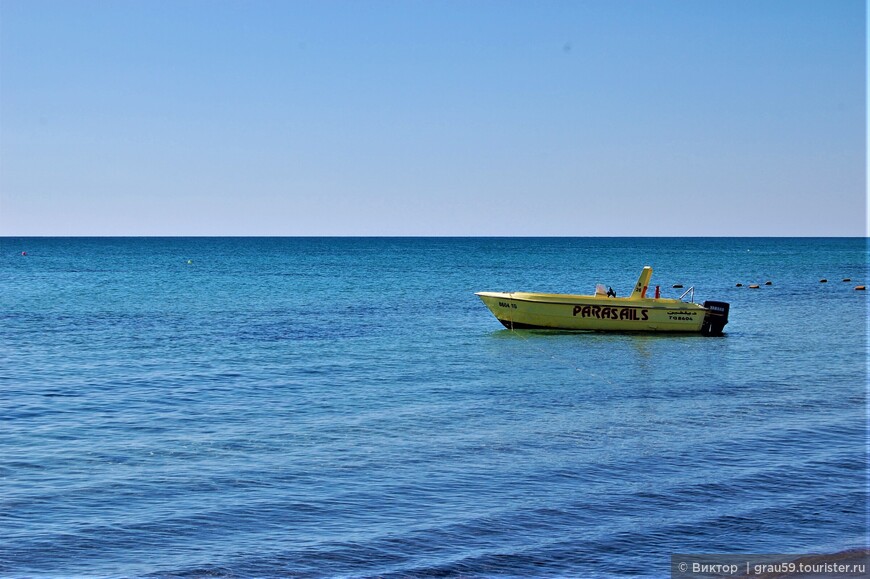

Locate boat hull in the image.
[475,292,726,334]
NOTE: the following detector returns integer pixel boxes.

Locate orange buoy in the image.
[749,284,760,289]
[856,285,866,291]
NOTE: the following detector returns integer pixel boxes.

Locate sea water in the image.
[1,237,867,578]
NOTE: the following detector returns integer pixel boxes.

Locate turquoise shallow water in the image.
[1,237,867,578]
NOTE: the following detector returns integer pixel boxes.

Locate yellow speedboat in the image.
[476,266,729,336]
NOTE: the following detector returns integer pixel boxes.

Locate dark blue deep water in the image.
[1,237,867,578]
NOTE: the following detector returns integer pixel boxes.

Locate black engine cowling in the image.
[701,301,730,336]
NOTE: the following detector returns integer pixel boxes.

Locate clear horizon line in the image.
[2,234,869,239]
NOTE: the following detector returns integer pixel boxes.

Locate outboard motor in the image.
[701,301,730,336]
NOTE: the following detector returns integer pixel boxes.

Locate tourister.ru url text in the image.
[671,552,869,578]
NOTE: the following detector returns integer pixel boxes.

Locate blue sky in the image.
[0,0,865,235]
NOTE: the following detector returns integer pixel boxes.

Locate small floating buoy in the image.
[749,284,760,289]
[735,283,743,287]
[764,281,772,285]
[856,285,866,291]
[819,279,828,283]
[672,284,683,289]
[843,278,851,282]
[21,251,26,256]
[187,260,192,265]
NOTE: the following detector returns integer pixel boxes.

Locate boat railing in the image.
[679,286,695,303]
